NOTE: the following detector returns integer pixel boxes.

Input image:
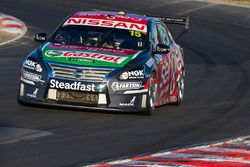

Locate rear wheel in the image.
[175,74,184,105]
[144,76,157,115]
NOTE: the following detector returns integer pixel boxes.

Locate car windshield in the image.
[49,25,148,50]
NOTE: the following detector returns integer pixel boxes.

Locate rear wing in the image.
[155,17,189,30]
[152,16,190,30]
[148,15,190,40]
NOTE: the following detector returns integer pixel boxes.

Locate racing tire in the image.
[175,74,184,105]
[144,76,157,115]
[17,96,25,105]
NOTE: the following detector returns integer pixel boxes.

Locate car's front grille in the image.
[57,90,99,104]
[49,63,114,81]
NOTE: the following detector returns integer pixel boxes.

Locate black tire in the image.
[17,96,25,105]
[175,75,184,105]
[144,77,157,115]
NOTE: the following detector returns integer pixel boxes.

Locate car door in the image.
[154,23,175,105]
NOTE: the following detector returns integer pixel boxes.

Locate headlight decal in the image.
[35,64,43,72]
[23,59,43,72]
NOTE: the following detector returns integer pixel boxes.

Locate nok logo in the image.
[45,50,127,64]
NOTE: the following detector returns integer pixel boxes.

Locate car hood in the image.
[42,42,141,68]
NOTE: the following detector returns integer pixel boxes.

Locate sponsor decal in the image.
[119,96,136,106]
[160,62,169,88]
[64,18,147,33]
[68,58,94,63]
[27,88,39,98]
[50,43,137,55]
[111,82,142,91]
[23,59,37,70]
[159,56,175,95]
[120,70,144,80]
[158,58,173,98]
[23,59,42,72]
[146,58,155,67]
[49,79,95,92]
[23,70,44,83]
[71,13,145,22]
[45,50,127,64]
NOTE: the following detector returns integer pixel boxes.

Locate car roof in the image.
[63,11,158,33]
[69,11,153,24]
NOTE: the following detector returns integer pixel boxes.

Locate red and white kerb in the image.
[85,136,250,167]
[0,13,26,34]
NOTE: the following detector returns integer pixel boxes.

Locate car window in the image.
[50,25,147,50]
[151,24,160,52]
[151,24,159,45]
[166,29,174,43]
[156,23,171,46]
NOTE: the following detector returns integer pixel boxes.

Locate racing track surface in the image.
[0,0,250,166]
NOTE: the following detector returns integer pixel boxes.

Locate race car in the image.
[18,11,188,115]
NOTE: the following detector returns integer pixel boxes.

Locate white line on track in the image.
[177,3,217,15]
[0,127,53,144]
[192,0,250,8]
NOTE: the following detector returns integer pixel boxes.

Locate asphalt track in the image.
[0,0,249,167]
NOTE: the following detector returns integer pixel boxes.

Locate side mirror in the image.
[153,44,170,54]
[33,33,47,42]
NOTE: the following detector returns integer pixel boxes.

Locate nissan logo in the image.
[73,69,84,79]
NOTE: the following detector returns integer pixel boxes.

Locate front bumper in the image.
[18,79,148,112]
[18,96,146,112]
